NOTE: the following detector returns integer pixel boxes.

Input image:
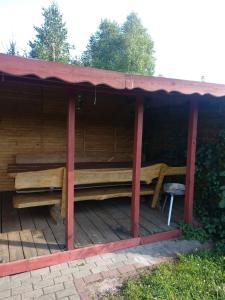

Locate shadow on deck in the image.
[0,193,183,263]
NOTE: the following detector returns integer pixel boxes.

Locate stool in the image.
[162,183,185,226]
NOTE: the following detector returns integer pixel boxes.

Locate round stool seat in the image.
[163,183,185,195]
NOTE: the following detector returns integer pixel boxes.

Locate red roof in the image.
[1,53,225,97]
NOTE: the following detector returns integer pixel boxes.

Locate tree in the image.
[7,40,19,55]
[121,13,155,75]
[81,19,123,71]
[82,13,155,75]
[29,2,72,63]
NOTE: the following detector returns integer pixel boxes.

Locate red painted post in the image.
[131,96,144,237]
[184,98,198,224]
[66,97,75,250]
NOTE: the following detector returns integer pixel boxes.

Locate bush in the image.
[195,130,225,253]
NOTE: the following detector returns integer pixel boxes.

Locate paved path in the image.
[0,239,211,300]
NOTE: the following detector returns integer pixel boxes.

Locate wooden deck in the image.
[0,193,183,263]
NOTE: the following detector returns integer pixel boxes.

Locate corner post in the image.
[66,96,75,250]
[184,98,198,224]
[131,95,144,237]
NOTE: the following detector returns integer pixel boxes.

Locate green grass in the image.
[114,251,225,300]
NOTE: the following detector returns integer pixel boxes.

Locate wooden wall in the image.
[0,81,134,190]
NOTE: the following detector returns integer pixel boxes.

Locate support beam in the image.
[131,96,144,237]
[184,99,198,224]
[66,97,75,250]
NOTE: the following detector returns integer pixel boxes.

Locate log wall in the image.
[0,81,134,190]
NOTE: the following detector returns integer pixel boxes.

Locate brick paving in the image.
[0,239,211,299]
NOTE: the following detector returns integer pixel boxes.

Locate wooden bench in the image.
[12,163,186,222]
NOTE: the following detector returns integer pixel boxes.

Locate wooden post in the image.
[131,96,144,237]
[66,97,75,250]
[184,99,198,224]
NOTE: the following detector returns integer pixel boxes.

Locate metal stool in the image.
[162,183,185,226]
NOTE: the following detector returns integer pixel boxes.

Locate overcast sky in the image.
[0,0,225,83]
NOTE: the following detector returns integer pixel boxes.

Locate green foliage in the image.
[81,13,155,75]
[115,251,225,300]
[179,222,209,241]
[81,19,123,70]
[7,40,19,55]
[195,130,225,253]
[121,13,155,75]
[29,2,73,63]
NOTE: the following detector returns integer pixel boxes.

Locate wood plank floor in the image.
[0,193,183,263]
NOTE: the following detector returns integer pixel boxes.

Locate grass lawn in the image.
[113,251,225,300]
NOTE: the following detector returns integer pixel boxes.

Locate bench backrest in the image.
[15,163,166,190]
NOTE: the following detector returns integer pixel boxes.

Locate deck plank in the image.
[45,215,65,250]
[119,202,161,234]
[32,208,60,254]
[19,229,37,259]
[31,230,51,257]
[0,233,9,263]
[102,200,151,237]
[75,206,106,244]
[7,231,24,261]
[74,220,93,247]
[1,194,24,261]
[140,203,177,231]
[83,204,120,242]
[88,202,128,240]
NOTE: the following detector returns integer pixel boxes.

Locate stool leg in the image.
[167,194,174,226]
[162,194,167,213]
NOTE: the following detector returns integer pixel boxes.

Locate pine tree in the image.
[29,2,72,63]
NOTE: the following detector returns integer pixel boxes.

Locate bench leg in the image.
[49,204,64,225]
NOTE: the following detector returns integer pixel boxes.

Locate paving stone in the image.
[38,295,56,300]
[101,269,120,279]
[0,276,10,284]
[78,263,95,272]
[21,275,41,285]
[4,296,21,300]
[73,278,86,294]
[117,264,136,274]
[2,239,212,300]
[11,272,30,282]
[56,286,78,299]
[85,255,104,264]
[41,270,61,281]
[0,279,20,291]
[69,294,81,300]
[43,283,64,294]
[21,288,43,299]
[100,253,115,260]
[72,269,91,279]
[50,263,69,273]
[11,284,33,296]
[91,265,109,274]
[84,273,102,284]
[0,289,11,299]
[54,273,73,284]
[68,259,86,268]
[112,253,128,262]
[64,280,75,289]
[33,279,54,289]
[95,258,114,266]
[31,267,50,277]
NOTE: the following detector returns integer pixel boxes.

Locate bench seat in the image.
[13,185,154,208]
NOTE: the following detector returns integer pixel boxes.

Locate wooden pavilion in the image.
[0,53,224,276]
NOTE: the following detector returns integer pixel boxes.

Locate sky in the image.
[0,0,225,83]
